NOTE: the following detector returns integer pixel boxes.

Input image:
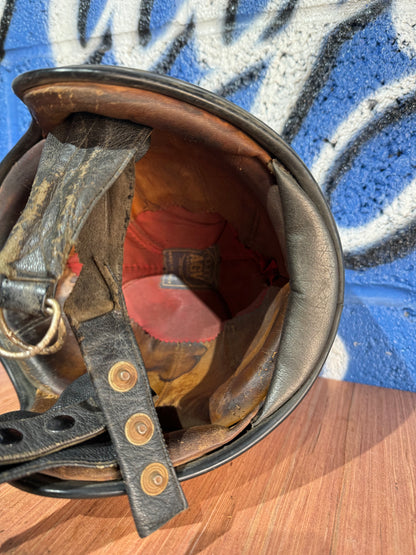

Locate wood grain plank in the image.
[0,365,415,554]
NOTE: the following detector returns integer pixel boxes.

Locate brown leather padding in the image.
[23,83,286,268]
[24,83,271,159]
[132,128,285,267]
[4,83,291,469]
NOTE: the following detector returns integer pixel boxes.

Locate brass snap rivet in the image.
[108,362,137,392]
[141,463,169,496]
[125,413,154,446]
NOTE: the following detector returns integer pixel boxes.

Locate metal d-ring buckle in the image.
[0,298,66,359]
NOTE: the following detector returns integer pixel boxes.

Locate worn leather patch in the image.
[161,246,219,290]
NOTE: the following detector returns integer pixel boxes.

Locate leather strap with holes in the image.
[0,113,187,536]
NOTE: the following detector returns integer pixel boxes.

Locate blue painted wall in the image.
[1,0,415,390]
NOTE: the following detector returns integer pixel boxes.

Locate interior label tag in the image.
[161,246,219,289]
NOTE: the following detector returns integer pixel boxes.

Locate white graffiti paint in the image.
[112,1,191,69]
[49,0,192,67]
[340,176,416,254]
[249,0,375,133]
[392,0,416,56]
[321,335,349,381]
[49,0,115,65]
[312,74,416,189]
[0,0,6,20]
[49,0,382,133]
[311,73,416,254]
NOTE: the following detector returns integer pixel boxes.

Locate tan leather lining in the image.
[23,83,270,161]
[24,82,285,266]
[132,129,284,265]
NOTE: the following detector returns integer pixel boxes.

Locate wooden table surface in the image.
[0,366,415,555]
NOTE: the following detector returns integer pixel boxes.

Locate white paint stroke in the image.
[49,0,115,65]
[112,0,191,69]
[392,0,416,57]
[250,0,370,133]
[339,175,416,253]
[310,73,416,254]
[0,0,6,21]
[194,0,377,133]
[320,334,349,381]
[48,0,381,138]
[311,73,416,188]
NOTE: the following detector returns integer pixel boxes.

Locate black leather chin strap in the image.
[0,113,187,537]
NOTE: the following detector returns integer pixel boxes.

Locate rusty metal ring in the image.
[0,298,66,359]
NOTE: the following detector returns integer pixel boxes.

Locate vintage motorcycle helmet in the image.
[0,66,343,537]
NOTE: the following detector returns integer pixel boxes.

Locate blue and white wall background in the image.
[0,0,415,391]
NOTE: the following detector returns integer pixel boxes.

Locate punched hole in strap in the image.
[46,415,76,432]
[0,428,23,445]
[0,414,77,445]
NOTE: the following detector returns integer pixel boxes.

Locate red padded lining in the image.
[68,206,278,342]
